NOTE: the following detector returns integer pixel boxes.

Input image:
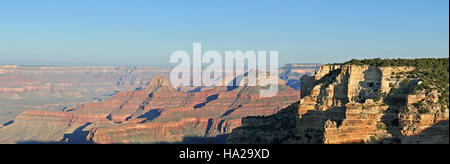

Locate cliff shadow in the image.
[182,134,230,144]
[2,120,14,127]
[306,67,347,124]
[371,120,449,144]
[300,75,315,98]
[256,67,346,143]
[137,109,162,122]
[17,123,93,144]
[227,75,244,91]
[187,86,203,93]
[60,123,92,144]
[332,67,349,126]
[204,118,214,137]
[296,110,328,144]
[296,107,347,144]
[226,102,299,144]
[17,134,231,144]
[355,67,382,103]
[17,141,63,144]
[153,134,230,144]
[194,94,219,109]
[381,80,416,142]
[220,105,242,117]
[286,79,301,90]
[400,120,449,144]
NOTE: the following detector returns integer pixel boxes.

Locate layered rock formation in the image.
[0,74,299,144]
[88,118,241,144]
[228,64,449,144]
[0,65,172,124]
[0,64,310,125]
[280,63,321,90]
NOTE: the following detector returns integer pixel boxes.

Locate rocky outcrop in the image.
[88,117,241,144]
[148,75,172,87]
[0,74,300,143]
[228,64,449,144]
[399,90,448,137]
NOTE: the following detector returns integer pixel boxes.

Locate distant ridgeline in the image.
[281,63,322,69]
[280,63,322,90]
[336,58,449,109]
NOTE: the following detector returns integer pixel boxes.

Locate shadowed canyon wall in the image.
[228,64,449,144]
[0,73,301,143]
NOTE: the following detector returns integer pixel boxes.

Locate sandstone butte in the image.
[0,74,300,144]
[228,65,449,144]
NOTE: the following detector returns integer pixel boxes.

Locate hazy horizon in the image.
[1,0,449,66]
[1,57,449,67]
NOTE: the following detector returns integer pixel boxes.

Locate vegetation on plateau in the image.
[336,58,449,108]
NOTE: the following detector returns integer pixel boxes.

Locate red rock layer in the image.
[228,65,449,144]
[0,75,299,143]
[88,117,241,144]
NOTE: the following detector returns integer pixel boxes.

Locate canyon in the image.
[3,60,446,144]
[0,65,173,125]
[228,60,449,144]
[0,64,312,144]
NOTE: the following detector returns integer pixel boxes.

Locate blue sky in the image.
[0,0,448,65]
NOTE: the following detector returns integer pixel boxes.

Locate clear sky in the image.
[0,0,448,66]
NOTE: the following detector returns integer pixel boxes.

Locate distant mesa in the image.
[0,70,300,144]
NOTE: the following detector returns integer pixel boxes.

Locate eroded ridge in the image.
[228,60,449,144]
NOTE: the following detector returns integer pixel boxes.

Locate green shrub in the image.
[376,122,387,130]
[418,108,430,114]
[334,58,448,109]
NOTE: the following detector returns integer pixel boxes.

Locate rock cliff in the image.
[0,74,299,143]
[228,63,449,144]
